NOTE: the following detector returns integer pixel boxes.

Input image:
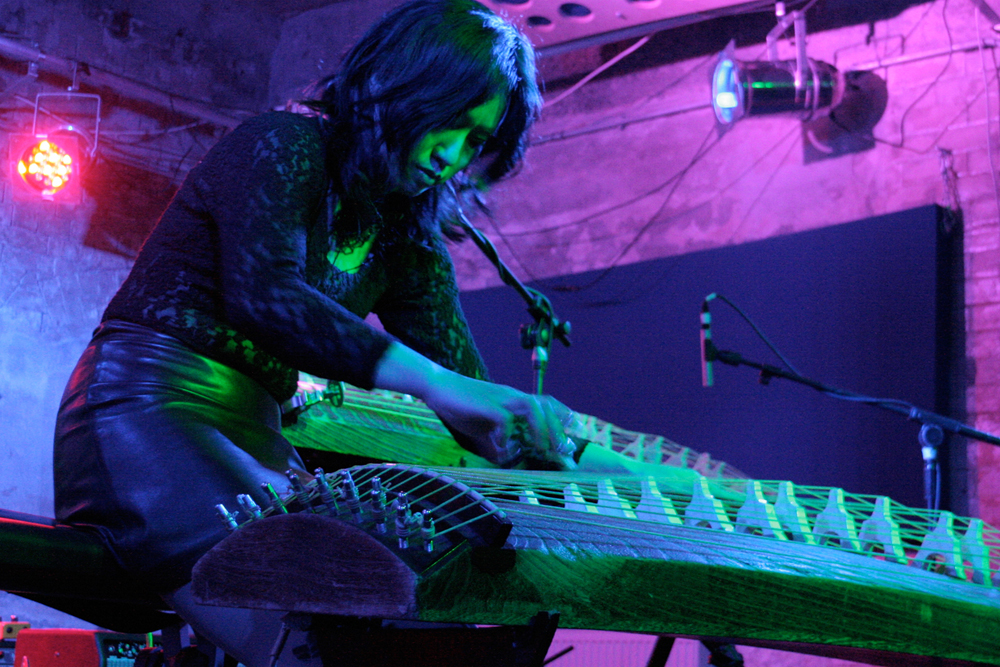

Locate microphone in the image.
[701,293,717,387]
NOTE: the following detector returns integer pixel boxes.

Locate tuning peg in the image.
[215,504,239,532]
[420,510,435,553]
[285,471,312,512]
[341,470,363,522]
[261,482,288,514]
[394,492,412,550]
[312,468,340,515]
[370,477,388,534]
[236,494,263,521]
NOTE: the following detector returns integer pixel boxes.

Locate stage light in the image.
[712,7,845,128]
[712,49,887,162]
[8,91,99,204]
[711,49,843,126]
[709,5,887,162]
[802,69,888,164]
[16,137,75,196]
[9,132,83,202]
[712,56,744,124]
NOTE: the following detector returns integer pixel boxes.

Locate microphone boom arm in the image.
[705,338,1000,510]
[452,209,571,394]
[706,339,1000,445]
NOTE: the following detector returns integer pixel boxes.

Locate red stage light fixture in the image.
[16,137,75,196]
[9,132,83,202]
[8,91,99,203]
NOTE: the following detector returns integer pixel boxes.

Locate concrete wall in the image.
[0,0,279,628]
[0,0,997,662]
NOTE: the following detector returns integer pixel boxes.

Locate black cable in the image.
[873,63,998,155]
[496,121,800,310]
[641,53,718,106]
[710,293,803,377]
[480,212,548,284]
[710,293,917,413]
[551,123,721,293]
[503,117,719,239]
[873,0,954,151]
[505,117,798,245]
[447,184,569,348]
[539,121,797,308]
[726,126,802,242]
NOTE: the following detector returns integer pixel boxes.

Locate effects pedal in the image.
[12,628,150,667]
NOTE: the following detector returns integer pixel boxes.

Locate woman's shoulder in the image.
[186,111,328,205]
[238,110,322,135]
[217,111,325,161]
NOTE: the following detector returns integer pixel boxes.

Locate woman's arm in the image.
[202,114,394,390]
[374,233,490,381]
[373,232,579,466]
[373,340,572,467]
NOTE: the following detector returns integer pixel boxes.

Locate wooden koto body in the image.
[283,383,744,479]
[194,464,1000,667]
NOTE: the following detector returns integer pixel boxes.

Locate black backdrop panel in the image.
[458,206,944,509]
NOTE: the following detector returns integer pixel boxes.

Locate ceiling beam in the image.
[480,0,771,56]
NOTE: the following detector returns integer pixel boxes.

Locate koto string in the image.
[417,466,1000,585]
[493,504,982,600]
[331,466,500,539]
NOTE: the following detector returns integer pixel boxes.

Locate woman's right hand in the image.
[373,342,575,468]
[423,371,573,467]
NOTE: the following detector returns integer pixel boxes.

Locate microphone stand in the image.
[452,212,571,394]
[705,339,1000,511]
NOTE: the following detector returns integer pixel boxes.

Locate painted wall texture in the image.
[0,0,996,664]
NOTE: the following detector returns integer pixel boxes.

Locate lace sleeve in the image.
[195,113,393,389]
[374,233,490,381]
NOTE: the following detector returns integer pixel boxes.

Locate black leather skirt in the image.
[54,320,307,592]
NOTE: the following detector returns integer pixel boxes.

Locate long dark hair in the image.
[309,0,541,242]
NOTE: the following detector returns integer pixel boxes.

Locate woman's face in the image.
[399,93,507,196]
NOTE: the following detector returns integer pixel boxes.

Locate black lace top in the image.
[102,111,488,402]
